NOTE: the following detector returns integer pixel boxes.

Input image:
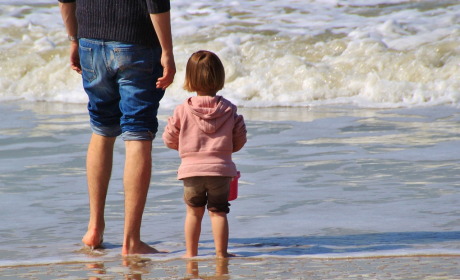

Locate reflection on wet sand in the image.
[2,256,460,279]
[122,257,151,280]
[184,259,230,280]
[86,262,106,280]
[109,257,232,280]
[109,256,231,280]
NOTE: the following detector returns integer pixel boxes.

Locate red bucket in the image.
[229,171,240,201]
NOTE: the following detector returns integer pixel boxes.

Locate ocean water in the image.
[1,0,460,270]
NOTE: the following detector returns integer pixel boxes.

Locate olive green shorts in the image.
[183,176,232,213]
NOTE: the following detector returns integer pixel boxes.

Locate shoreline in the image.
[3,253,460,267]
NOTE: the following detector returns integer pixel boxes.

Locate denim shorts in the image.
[183,176,232,213]
[79,38,165,141]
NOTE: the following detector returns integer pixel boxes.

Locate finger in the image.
[157,75,171,84]
[156,81,169,90]
[156,80,171,89]
[71,64,82,74]
[156,73,174,89]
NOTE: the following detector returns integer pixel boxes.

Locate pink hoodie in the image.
[163,96,247,180]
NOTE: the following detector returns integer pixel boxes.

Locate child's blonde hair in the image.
[183,50,225,93]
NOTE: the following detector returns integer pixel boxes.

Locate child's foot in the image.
[216,252,236,258]
[182,253,198,258]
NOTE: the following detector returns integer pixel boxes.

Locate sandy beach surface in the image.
[2,255,460,279]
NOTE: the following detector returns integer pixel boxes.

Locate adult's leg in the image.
[82,133,116,248]
[114,43,165,254]
[121,140,159,255]
[184,205,206,258]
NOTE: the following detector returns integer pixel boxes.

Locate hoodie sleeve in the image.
[163,106,182,150]
[232,110,247,152]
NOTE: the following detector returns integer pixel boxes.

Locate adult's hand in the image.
[150,11,175,90]
[59,2,80,74]
[156,51,175,90]
[70,41,82,74]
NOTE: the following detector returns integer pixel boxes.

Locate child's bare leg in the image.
[183,205,205,258]
[209,211,232,258]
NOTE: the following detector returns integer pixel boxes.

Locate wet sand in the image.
[1,255,460,279]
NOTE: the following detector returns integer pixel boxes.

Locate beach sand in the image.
[1,255,460,279]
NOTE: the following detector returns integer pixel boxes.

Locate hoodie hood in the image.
[185,96,234,133]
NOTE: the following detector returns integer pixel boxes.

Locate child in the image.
[163,50,247,258]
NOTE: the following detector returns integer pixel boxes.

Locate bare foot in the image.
[82,228,104,249]
[216,252,236,258]
[182,253,198,258]
[122,241,166,255]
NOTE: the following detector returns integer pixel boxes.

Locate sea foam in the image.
[0,0,459,108]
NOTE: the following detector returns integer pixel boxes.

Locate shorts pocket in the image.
[79,46,97,82]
